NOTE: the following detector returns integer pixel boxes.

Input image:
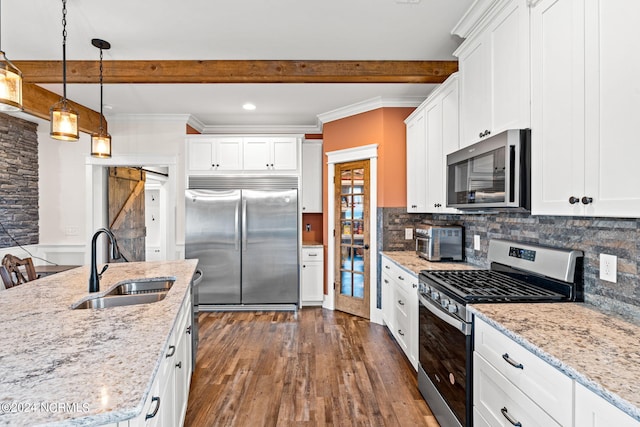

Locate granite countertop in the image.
[380,250,479,275]
[470,303,640,422]
[0,259,198,426]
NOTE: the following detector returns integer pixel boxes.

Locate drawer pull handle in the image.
[398,329,405,336]
[384,279,389,284]
[502,353,524,369]
[397,299,404,306]
[145,396,160,420]
[501,407,522,427]
[176,361,182,369]
[385,265,390,269]
[308,253,318,257]
[186,325,192,335]
[166,345,176,358]
[398,276,404,281]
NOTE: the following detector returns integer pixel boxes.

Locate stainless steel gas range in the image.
[417,239,584,427]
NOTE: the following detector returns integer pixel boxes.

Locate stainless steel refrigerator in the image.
[185,178,299,309]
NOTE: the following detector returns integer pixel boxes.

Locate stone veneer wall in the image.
[0,113,39,248]
[378,207,640,320]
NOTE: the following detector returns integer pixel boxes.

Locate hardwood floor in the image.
[184,308,439,427]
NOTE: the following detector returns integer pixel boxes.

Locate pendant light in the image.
[0,0,22,112]
[50,0,79,141]
[90,38,111,158]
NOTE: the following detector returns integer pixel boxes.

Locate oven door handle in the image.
[419,294,471,336]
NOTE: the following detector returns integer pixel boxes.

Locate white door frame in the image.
[324,144,381,325]
[84,155,178,264]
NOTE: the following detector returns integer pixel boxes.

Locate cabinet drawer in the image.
[394,307,409,352]
[302,247,323,262]
[474,318,572,426]
[474,353,561,427]
[395,283,410,319]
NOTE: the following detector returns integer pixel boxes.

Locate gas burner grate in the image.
[424,270,565,301]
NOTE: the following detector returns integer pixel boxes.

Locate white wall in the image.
[34,115,188,264]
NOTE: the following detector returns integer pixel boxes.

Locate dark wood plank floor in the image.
[184,307,439,427]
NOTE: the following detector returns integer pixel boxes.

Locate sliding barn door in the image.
[108,167,146,262]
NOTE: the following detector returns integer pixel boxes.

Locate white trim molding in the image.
[325,143,381,325]
[197,123,323,135]
[317,96,426,125]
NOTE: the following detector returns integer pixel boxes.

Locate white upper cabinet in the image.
[187,137,243,172]
[531,0,640,217]
[186,135,300,175]
[405,108,428,213]
[243,137,298,171]
[426,74,460,213]
[405,74,460,214]
[301,140,323,213]
[455,0,531,148]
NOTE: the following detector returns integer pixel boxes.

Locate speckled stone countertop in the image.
[0,259,198,426]
[470,303,640,422]
[380,251,479,275]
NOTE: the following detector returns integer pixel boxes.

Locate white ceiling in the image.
[3,0,472,131]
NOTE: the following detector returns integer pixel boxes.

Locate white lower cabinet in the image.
[380,255,418,370]
[575,382,640,427]
[474,317,640,427]
[130,295,192,427]
[301,247,323,306]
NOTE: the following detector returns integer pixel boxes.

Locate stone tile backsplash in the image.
[0,114,39,248]
[379,207,640,320]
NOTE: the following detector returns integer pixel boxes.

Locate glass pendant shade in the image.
[91,132,111,158]
[50,101,80,141]
[0,51,22,112]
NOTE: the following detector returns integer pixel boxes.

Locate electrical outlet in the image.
[405,228,414,240]
[64,226,80,236]
[305,224,311,232]
[474,235,481,251]
[599,254,617,283]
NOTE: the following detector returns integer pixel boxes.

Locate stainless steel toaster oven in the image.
[415,225,463,261]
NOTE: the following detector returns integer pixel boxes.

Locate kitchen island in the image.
[470,303,640,423]
[0,259,198,426]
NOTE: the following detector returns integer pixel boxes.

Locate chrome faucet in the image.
[89,228,122,293]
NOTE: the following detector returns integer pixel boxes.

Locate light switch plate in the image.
[474,235,481,251]
[405,228,413,240]
[599,253,617,283]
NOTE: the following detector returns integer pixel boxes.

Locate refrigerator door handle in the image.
[242,197,247,251]
[234,200,240,251]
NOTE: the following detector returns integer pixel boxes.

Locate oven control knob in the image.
[431,291,440,301]
[447,304,458,314]
[440,298,450,309]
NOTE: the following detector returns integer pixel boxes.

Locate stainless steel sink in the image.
[73,292,168,309]
[105,278,175,296]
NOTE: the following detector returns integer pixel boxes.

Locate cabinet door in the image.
[188,140,214,171]
[272,138,298,170]
[458,35,491,148]
[425,99,443,213]
[530,0,586,216]
[407,274,419,371]
[301,141,323,212]
[440,76,460,213]
[490,0,530,134]
[574,382,640,427]
[406,109,427,212]
[584,0,640,217]
[215,138,243,170]
[301,262,323,304]
[243,138,271,170]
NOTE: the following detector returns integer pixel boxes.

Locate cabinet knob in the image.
[302,265,306,268]
[479,131,483,138]
[397,299,404,306]
[412,284,417,289]
[266,163,269,167]
[581,196,593,205]
[186,325,192,335]
[569,196,580,205]
[176,361,182,369]
[270,163,274,167]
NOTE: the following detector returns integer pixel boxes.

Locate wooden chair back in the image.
[1,254,37,288]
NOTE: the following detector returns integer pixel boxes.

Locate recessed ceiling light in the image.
[243,103,256,111]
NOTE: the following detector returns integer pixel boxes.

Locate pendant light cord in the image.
[99,47,104,131]
[61,0,68,101]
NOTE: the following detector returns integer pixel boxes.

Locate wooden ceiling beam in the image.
[16,60,458,84]
[22,83,105,135]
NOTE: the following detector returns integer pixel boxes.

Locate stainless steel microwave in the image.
[446,129,531,210]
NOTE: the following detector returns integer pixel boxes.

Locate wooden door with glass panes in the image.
[334,160,370,319]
